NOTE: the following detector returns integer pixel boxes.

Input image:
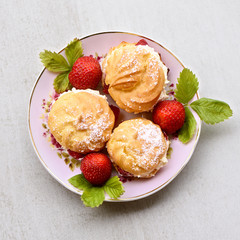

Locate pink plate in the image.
[28,32,201,201]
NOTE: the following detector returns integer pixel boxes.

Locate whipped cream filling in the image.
[59,88,107,100]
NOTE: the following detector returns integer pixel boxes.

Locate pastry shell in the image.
[48,90,115,154]
[107,118,169,178]
[102,42,168,113]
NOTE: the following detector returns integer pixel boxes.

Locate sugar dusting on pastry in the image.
[135,45,168,83]
[133,119,168,174]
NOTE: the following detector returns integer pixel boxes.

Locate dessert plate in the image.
[28,32,201,202]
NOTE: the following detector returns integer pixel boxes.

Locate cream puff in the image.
[48,89,115,154]
[102,42,168,113]
[107,118,169,178]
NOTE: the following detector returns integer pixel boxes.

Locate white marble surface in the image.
[1,0,240,239]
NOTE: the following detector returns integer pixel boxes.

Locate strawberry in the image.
[136,39,148,46]
[80,153,112,186]
[103,83,109,94]
[50,134,62,149]
[153,100,185,135]
[69,56,102,89]
[67,149,84,159]
[109,105,120,123]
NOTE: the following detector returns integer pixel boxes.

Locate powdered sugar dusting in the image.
[135,45,168,83]
[132,119,168,174]
[74,113,93,130]
[88,112,112,147]
[72,110,113,152]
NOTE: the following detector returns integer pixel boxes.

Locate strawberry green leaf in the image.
[178,107,197,144]
[68,174,92,191]
[190,98,233,124]
[175,68,199,104]
[81,187,105,208]
[103,176,125,199]
[53,72,72,93]
[65,39,84,67]
[39,50,71,72]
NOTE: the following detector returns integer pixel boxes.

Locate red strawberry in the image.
[110,105,120,123]
[80,153,112,186]
[136,39,148,46]
[69,56,102,89]
[67,149,84,159]
[153,100,185,135]
[50,134,62,149]
[103,83,109,94]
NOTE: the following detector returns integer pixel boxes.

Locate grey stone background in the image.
[1,0,239,239]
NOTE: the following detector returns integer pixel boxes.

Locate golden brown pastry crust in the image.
[102,42,168,113]
[48,90,115,154]
[107,118,169,178]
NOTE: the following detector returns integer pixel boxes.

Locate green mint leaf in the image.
[65,39,83,67]
[39,50,71,72]
[175,68,199,104]
[81,187,105,208]
[68,174,92,191]
[178,107,197,144]
[53,72,72,93]
[103,176,125,199]
[190,98,233,124]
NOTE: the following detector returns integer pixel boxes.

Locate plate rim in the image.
[28,31,202,202]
